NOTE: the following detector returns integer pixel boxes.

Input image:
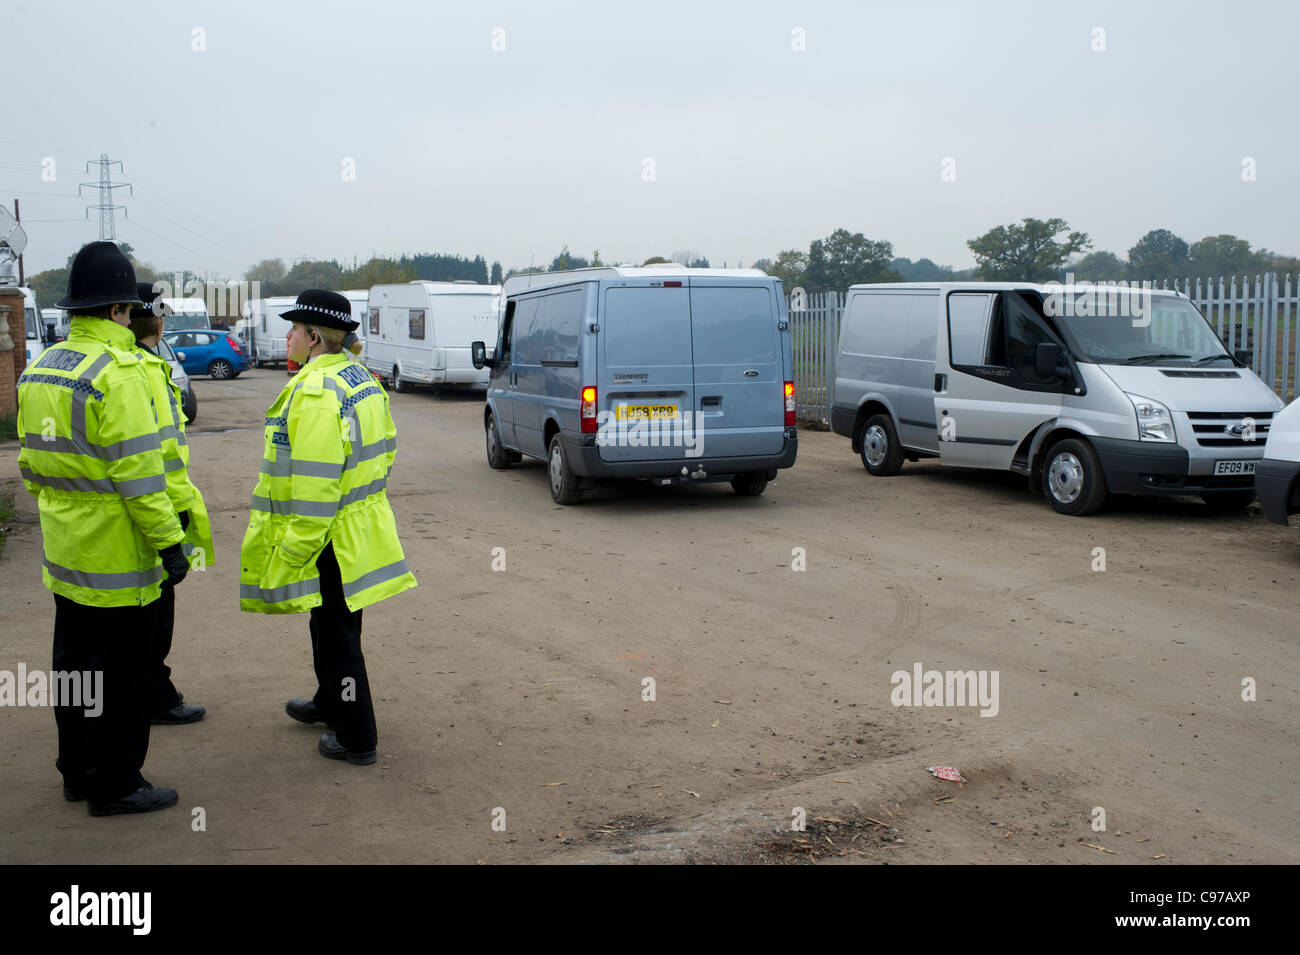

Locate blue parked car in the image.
[162,329,247,380]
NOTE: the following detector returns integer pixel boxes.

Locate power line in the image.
[79,153,131,241]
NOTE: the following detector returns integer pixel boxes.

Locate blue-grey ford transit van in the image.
[471,266,798,504]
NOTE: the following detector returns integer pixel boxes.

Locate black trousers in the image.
[308,543,376,751]
[52,594,159,801]
[151,583,182,714]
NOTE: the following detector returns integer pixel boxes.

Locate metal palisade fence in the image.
[1151,274,1299,405]
[785,275,1300,425]
[787,289,841,427]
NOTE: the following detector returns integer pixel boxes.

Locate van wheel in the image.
[548,435,583,505]
[859,414,904,476]
[731,473,768,496]
[485,412,511,470]
[1201,491,1255,513]
[393,366,410,393]
[1043,438,1107,515]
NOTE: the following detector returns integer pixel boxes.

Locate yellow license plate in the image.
[616,404,679,420]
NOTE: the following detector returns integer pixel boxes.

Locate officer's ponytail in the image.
[342,331,362,357]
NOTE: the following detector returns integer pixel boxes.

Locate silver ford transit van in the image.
[831,282,1284,515]
[472,266,798,504]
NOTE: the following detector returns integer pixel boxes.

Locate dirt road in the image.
[1,368,1296,864]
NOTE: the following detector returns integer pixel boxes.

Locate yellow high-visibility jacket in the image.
[134,343,215,569]
[17,317,185,607]
[239,352,416,613]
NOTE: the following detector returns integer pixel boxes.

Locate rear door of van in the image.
[599,280,695,462]
[688,278,785,457]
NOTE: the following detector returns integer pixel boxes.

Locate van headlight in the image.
[1126,393,1175,442]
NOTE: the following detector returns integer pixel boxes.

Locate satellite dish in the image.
[0,205,27,258]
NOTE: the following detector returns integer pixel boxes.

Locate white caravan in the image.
[340,290,369,342]
[364,281,500,391]
[247,295,296,366]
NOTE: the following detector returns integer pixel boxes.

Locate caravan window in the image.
[409,309,425,340]
[368,308,379,335]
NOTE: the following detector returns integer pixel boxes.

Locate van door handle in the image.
[934,374,947,392]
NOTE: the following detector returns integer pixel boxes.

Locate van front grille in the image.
[1184,411,1273,447]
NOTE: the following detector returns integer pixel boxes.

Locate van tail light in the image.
[581,386,598,433]
[784,381,796,426]
[226,335,242,354]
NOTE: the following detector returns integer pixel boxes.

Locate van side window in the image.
[512,298,541,363]
[538,289,583,362]
[368,308,379,335]
[409,309,426,340]
[498,301,515,365]
[1002,294,1059,384]
[947,293,995,366]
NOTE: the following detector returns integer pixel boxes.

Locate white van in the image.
[1255,398,1300,527]
[831,282,1284,515]
[364,281,500,392]
[21,287,48,362]
[41,307,67,342]
[161,297,210,332]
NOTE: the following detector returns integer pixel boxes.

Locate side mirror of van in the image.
[1034,342,1067,380]
[471,340,494,369]
[1234,349,1252,366]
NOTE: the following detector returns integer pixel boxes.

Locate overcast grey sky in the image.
[4,0,1297,278]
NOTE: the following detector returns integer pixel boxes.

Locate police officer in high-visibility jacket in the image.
[16,242,188,816]
[129,284,213,725]
[240,289,416,765]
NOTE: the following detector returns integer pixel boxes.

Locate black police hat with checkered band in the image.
[279,289,359,331]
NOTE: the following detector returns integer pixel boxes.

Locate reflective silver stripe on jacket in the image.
[164,457,186,473]
[239,578,322,604]
[69,354,114,455]
[113,473,168,497]
[250,495,339,518]
[44,558,165,590]
[22,430,163,461]
[260,456,343,479]
[342,558,411,599]
[338,476,388,508]
[20,468,116,494]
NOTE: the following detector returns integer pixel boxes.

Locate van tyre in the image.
[859,414,904,476]
[393,366,410,393]
[548,435,583,505]
[731,473,768,496]
[1201,491,1255,513]
[485,412,512,470]
[209,359,234,380]
[1043,438,1107,516]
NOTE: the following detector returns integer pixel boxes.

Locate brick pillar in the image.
[0,302,15,418]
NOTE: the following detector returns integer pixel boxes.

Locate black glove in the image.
[179,510,191,532]
[159,544,188,587]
